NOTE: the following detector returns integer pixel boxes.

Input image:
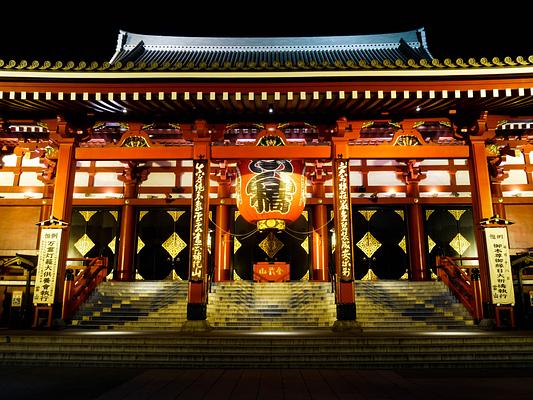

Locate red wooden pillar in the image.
[214,176,231,282]
[49,141,76,300]
[115,162,148,281]
[402,161,427,281]
[311,167,329,281]
[184,125,212,329]
[331,126,360,330]
[468,131,496,318]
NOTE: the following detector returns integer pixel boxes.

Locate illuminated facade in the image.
[1,28,533,328]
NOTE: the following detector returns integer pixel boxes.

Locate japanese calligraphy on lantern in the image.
[237,160,306,229]
[334,160,354,280]
[189,160,209,281]
[485,227,515,305]
[33,228,62,305]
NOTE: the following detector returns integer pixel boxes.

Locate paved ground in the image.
[1,366,533,399]
[2,327,533,399]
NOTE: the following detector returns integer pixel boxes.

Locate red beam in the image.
[348,145,469,159]
[211,145,331,160]
[75,146,194,160]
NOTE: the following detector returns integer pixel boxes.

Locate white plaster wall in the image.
[367,171,404,186]
[19,172,44,187]
[93,172,124,187]
[419,171,451,186]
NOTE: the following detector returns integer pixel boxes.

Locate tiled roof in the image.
[109,28,433,69]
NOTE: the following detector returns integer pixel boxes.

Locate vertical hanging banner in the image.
[33,228,62,305]
[333,159,354,281]
[485,227,515,305]
[189,160,210,281]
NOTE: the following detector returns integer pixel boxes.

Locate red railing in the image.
[435,256,483,322]
[62,257,108,320]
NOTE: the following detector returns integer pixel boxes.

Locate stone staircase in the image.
[356,280,475,330]
[2,333,533,368]
[70,281,188,330]
[69,280,473,331]
[207,281,336,330]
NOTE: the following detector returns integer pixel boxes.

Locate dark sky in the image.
[0,2,531,62]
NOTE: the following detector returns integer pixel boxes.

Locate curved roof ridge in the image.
[116,28,427,49]
[110,28,431,64]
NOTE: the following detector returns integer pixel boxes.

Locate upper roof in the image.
[110,28,433,69]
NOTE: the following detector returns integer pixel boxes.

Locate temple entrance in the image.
[351,206,409,280]
[134,208,192,280]
[232,207,312,280]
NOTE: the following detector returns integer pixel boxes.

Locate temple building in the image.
[0,28,532,331]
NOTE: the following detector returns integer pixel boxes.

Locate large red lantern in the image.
[236,159,306,230]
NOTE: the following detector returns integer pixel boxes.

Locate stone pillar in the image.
[115,162,148,281]
[214,170,231,281]
[311,165,329,281]
[401,160,427,281]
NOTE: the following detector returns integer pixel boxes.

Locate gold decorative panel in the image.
[107,237,116,253]
[394,135,422,146]
[74,233,95,256]
[162,232,187,259]
[139,211,148,221]
[449,233,470,256]
[165,270,182,281]
[427,236,436,253]
[399,269,409,280]
[79,210,97,222]
[259,232,284,258]
[361,268,379,281]
[395,210,405,220]
[448,209,466,221]
[233,238,242,254]
[356,232,381,258]
[302,210,308,221]
[257,219,285,231]
[137,237,145,253]
[234,211,240,221]
[167,210,185,222]
[425,210,434,220]
[300,237,309,254]
[109,211,118,221]
[359,210,377,221]
[398,236,407,253]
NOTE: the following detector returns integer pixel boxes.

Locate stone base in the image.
[332,320,363,333]
[181,320,213,332]
[478,318,496,330]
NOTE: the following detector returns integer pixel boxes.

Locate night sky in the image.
[0,2,531,62]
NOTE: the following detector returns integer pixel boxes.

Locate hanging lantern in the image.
[237,159,306,230]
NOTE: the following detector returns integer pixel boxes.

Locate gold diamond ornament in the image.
[167,210,185,222]
[398,236,407,253]
[356,232,381,258]
[300,237,309,254]
[137,237,145,253]
[74,233,95,256]
[449,233,470,256]
[448,209,466,221]
[259,232,284,258]
[233,238,242,254]
[427,236,436,253]
[359,210,377,221]
[162,232,187,259]
[79,210,97,222]
[108,237,116,254]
